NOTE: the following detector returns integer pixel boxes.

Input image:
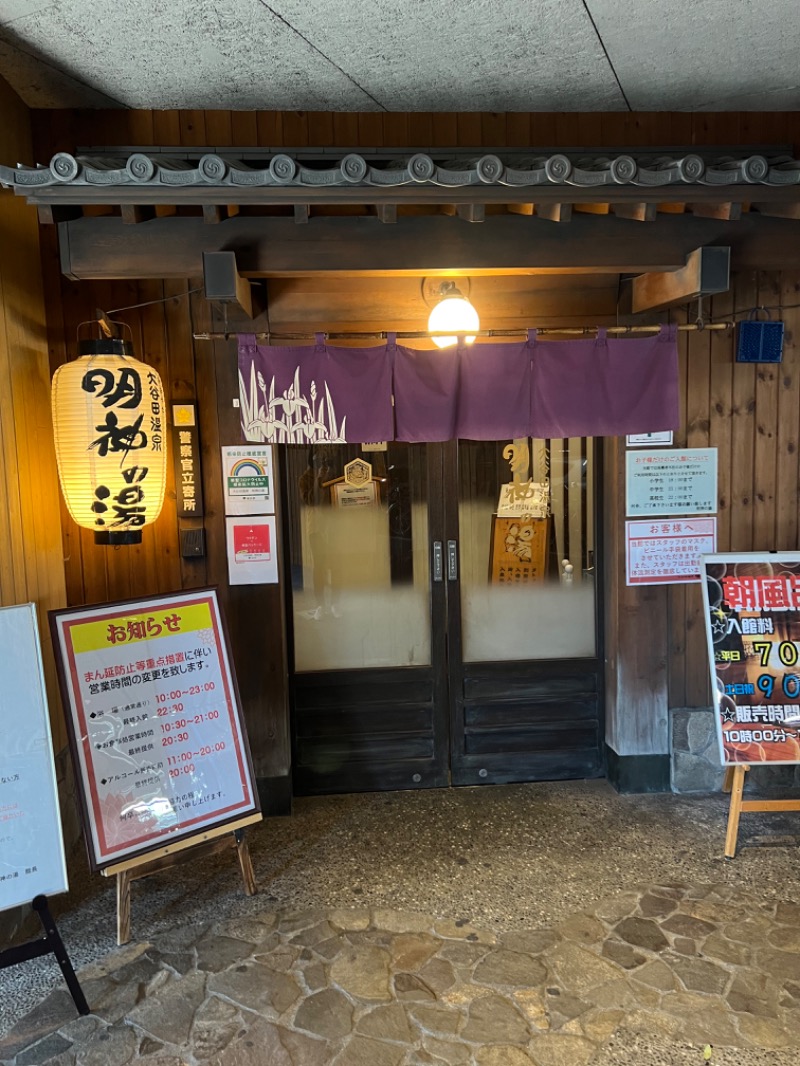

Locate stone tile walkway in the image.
[4,781,800,1064]
[2,882,800,1065]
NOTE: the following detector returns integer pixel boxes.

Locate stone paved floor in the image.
[3,781,800,1064]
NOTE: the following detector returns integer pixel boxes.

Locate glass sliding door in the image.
[281,437,603,795]
[284,442,449,794]
[446,437,603,787]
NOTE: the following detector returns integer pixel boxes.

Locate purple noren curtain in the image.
[238,327,680,444]
[238,333,394,444]
[531,325,680,438]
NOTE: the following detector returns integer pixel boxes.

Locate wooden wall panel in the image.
[0,76,67,747]
[666,269,800,714]
[31,109,800,156]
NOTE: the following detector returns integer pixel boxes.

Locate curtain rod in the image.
[194,323,731,342]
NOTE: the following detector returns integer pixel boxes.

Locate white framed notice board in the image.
[0,603,68,911]
[50,589,260,872]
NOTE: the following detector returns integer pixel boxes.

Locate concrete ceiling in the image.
[0,0,798,113]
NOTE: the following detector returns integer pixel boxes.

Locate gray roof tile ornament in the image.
[3,150,800,195]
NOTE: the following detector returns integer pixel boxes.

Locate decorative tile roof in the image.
[2,150,799,192]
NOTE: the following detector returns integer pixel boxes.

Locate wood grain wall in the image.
[30,109,800,155]
[669,272,800,710]
[35,247,292,801]
[25,108,800,766]
[0,76,67,747]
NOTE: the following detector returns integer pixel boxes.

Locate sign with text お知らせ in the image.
[702,553,800,766]
[0,604,68,911]
[50,589,259,871]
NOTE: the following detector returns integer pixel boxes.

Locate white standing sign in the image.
[0,604,68,911]
[626,448,718,517]
[50,590,259,871]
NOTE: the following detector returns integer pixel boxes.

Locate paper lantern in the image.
[51,339,167,545]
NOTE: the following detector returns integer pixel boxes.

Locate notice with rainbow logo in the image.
[222,446,274,516]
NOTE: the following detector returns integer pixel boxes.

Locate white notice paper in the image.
[626,448,718,517]
[0,604,68,911]
[222,446,274,515]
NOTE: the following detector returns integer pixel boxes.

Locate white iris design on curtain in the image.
[239,363,347,443]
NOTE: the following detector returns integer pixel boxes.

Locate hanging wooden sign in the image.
[489,517,549,585]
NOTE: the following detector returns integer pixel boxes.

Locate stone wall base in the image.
[671,707,800,793]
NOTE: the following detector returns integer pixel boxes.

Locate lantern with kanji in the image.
[51,339,167,545]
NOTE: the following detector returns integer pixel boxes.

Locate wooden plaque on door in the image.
[489,516,549,585]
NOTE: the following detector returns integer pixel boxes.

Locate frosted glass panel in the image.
[458,439,596,662]
[286,444,431,671]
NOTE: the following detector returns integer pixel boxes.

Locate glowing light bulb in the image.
[427,285,480,348]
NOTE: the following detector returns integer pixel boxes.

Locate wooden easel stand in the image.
[0,895,89,1016]
[105,814,260,945]
[723,764,800,858]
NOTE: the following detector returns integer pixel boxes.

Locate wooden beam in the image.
[611,203,657,222]
[21,182,800,207]
[457,203,485,223]
[121,204,155,225]
[202,204,241,224]
[56,214,800,282]
[293,204,310,225]
[535,203,572,223]
[377,204,397,224]
[631,246,731,314]
[752,203,800,220]
[265,274,621,332]
[36,205,83,225]
[202,250,254,318]
[690,203,742,221]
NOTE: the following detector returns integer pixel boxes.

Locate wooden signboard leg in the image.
[235,828,257,896]
[724,765,748,859]
[117,870,133,947]
[108,814,262,944]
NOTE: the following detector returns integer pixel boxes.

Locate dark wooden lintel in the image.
[55,213,800,281]
[22,183,800,208]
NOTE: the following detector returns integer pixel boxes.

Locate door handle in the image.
[432,541,443,582]
[447,540,458,581]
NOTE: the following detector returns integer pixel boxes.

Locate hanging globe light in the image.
[427,281,480,349]
[51,338,167,545]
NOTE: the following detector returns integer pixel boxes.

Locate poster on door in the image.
[0,604,68,911]
[50,589,259,871]
[701,553,800,766]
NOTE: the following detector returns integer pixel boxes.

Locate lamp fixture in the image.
[51,326,168,545]
[427,281,480,349]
